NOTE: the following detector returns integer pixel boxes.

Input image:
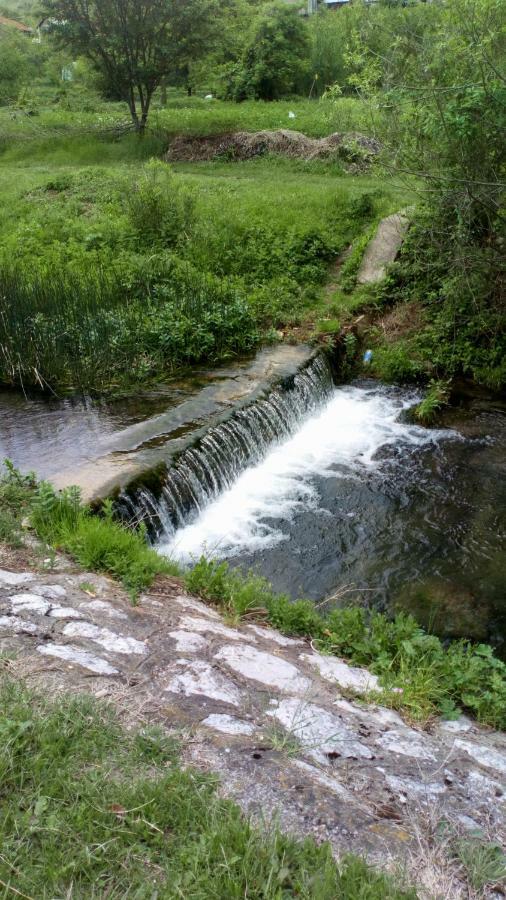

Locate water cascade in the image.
[118,353,336,539]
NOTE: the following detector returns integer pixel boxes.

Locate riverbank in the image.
[1,541,505,898]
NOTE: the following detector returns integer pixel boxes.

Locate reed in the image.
[0,263,258,393]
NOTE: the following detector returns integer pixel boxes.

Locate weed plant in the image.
[0,678,416,899]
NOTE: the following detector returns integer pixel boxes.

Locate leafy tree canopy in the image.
[40,0,221,129]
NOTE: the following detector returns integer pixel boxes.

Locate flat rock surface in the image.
[357,211,411,284]
[1,557,504,866]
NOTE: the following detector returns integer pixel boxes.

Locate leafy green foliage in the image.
[453,836,506,893]
[413,379,450,425]
[0,463,177,597]
[230,4,310,102]
[185,559,506,728]
[125,159,195,248]
[0,459,36,547]
[41,0,221,130]
[0,679,417,899]
[29,480,178,596]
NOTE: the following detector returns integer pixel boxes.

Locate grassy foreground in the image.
[2,463,505,730]
[0,678,416,899]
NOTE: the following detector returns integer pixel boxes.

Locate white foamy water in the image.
[158,384,451,564]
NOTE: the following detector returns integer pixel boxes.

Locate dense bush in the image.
[229,5,310,102]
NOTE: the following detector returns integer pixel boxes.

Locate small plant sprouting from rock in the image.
[414,379,451,426]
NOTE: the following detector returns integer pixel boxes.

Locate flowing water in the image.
[146,364,504,654]
[1,350,504,653]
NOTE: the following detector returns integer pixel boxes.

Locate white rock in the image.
[267,698,373,764]
[246,624,302,646]
[168,630,209,653]
[215,644,311,694]
[62,621,146,655]
[0,570,34,587]
[385,773,445,799]
[376,729,437,762]
[37,643,118,675]
[179,616,252,642]
[173,596,220,619]
[0,614,37,634]
[454,739,506,776]
[165,659,242,706]
[47,606,83,620]
[79,600,127,620]
[333,698,404,728]
[466,770,504,802]
[438,716,473,734]
[32,584,67,600]
[300,653,381,695]
[201,713,255,736]
[10,593,51,615]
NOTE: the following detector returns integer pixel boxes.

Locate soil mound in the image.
[166,129,381,170]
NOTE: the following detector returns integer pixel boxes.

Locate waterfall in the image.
[118,353,335,539]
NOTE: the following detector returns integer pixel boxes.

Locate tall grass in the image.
[0,261,259,392]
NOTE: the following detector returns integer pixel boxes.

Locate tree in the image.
[233,4,310,101]
[40,0,220,131]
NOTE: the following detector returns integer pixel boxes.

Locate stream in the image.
[1,351,504,655]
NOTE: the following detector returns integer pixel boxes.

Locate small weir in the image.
[118,353,335,538]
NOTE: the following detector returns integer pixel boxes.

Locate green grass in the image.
[0,118,410,392]
[185,559,506,730]
[0,678,417,899]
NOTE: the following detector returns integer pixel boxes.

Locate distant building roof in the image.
[0,15,33,32]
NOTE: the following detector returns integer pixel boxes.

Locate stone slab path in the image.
[357,211,411,285]
[0,561,504,871]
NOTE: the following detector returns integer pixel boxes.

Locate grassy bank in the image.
[0,94,408,394]
[2,462,505,730]
[0,677,416,899]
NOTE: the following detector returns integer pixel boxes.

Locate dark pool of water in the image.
[216,387,506,655]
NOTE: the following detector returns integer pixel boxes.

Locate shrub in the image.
[124,160,195,248]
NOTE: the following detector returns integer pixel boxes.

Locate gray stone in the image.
[357,212,410,284]
[201,713,255,736]
[376,730,437,762]
[0,614,37,634]
[454,739,506,776]
[267,698,374,764]
[79,599,127,620]
[32,584,67,600]
[47,606,83,620]
[37,643,119,675]
[385,773,445,800]
[10,593,51,616]
[292,759,358,802]
[215,644,311,694]
[0,569,34,587]
[168,630,209,653]
[178,616,253,642]
[246,624,302,646]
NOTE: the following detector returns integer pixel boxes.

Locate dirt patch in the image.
[377,300,425,344]
[166,130,381,171]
